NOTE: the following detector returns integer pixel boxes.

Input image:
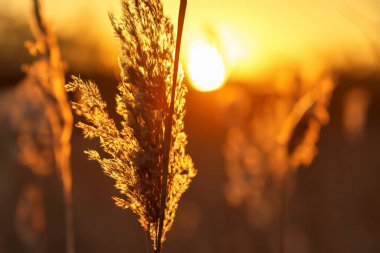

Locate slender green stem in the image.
[156,1,187,252]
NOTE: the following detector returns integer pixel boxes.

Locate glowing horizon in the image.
[2,0,380,84]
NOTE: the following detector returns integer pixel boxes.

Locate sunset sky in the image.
[1,2,380,252]
[3,0,380,84]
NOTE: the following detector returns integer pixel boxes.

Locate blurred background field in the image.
[1,0,380,252]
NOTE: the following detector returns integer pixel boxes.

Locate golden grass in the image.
[66,0,195,251]
[0,0,75,252]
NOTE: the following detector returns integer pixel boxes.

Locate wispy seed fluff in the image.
[65,0,196,249]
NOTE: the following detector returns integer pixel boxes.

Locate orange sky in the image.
[3,0,380,84]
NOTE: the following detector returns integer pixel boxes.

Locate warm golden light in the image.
[187,44,226,92]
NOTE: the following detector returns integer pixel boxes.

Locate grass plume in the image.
[28,1,75,252]
[66,0,196,251]
[224,74,335,227]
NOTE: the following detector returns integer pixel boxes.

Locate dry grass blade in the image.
[156,0,187,252]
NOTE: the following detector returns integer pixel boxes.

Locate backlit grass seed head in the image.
[66,0,196,249]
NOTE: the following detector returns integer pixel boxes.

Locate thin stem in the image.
[32,1,74,253]
[32,0,50,58]
[156,1,187,252]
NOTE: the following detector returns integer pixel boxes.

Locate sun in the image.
[187,43,226,92]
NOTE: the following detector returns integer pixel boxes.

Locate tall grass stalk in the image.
[31,1,74,252]
[66,0,196,251]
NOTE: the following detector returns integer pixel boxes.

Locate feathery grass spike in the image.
[66,0,196,251]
